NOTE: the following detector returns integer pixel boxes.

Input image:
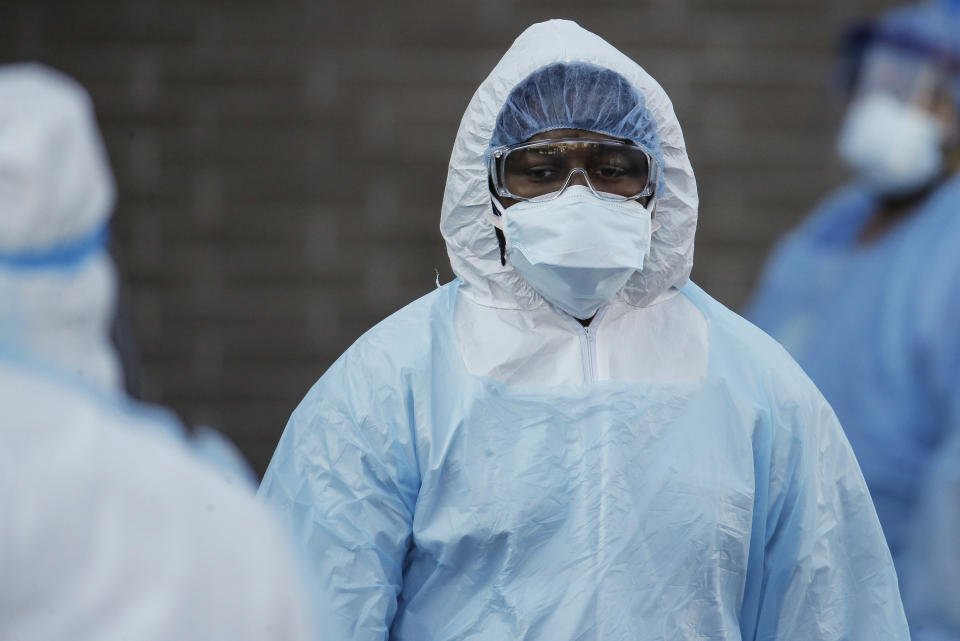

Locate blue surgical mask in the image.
[495,185,653,319]
[837,92,944,196]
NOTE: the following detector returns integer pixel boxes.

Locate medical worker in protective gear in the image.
[0,63,315,641]
[747,2,960,639]
[260,20,909,641]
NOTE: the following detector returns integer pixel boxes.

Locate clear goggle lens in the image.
[490,138,659,202]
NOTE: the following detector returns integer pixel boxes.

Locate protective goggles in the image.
[488,138,660,202]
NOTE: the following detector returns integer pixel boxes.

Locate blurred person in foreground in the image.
[259,19,909,641]
[746,1,960,639]
[0,63,314,641]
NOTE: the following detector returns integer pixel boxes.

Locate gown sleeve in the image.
[746,385,911,641]
[259,347,421,641]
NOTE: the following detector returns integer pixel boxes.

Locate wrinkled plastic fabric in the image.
[746,178,960,641]
[261,19,909,640]
[0,358,317,641]
[0,63,120,390]
[489,62,664,174]
[260,281,909,641]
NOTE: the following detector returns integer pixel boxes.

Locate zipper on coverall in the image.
[573,307,605,383]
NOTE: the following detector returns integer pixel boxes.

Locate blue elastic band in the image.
[0,223,109,270]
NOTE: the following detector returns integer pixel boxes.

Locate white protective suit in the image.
[0,63,315,640]
[0,363,315,641]
[259,20,910,641]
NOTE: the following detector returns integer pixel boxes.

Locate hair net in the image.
[489,62,664,172]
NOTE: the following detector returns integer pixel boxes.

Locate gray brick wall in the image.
[0,0,898,475]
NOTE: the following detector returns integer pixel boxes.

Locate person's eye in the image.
[592,164,628,179]
[524,166,561,181]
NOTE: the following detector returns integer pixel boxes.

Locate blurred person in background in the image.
[746,1,960,638]
[0,63,315,640]
[259,19,909,641]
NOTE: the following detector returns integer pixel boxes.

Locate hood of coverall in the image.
[0,63,121,391]
[440,19,699,311]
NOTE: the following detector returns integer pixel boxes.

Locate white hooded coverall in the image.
[259,20,910,641]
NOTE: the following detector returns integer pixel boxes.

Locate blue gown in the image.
[259,281,908,641]
[748,178,960,639]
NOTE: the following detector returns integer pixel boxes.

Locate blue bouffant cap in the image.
[489,62,663,171]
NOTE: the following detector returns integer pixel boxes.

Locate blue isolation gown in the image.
[748,178,960,639]
[259,280,909,641]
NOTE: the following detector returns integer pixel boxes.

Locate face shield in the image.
[853,44,956,111]
[837,42,960,195]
